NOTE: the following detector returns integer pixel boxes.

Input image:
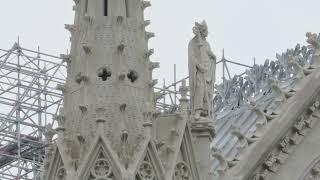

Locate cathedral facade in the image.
[42,0,320,180]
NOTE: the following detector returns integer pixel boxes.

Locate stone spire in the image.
[43,0,161,179]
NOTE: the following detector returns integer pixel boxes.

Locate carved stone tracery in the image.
[92,158,112,178]
[88,151,114,180]
[136,161,155,180]
[56,167,67,180]
[174,162,190,180]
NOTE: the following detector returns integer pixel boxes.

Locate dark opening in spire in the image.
[98,67,111,81]
[104,0,108,16]
[84,0,89,14]
[125,0,129,17]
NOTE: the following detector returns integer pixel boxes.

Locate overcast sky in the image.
[1,0,319,85]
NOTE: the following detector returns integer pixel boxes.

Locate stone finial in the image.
[60,54,72,64]
[288,55,306,79]
[145,32,155,40]
[144,20,151,28]
[270,79,286,101]
[263,152,282,172]
[211,149,230,176]
[56,84,67,94]
[309,101,320,120]
[306,32,320,54]
[231,125,257,153]
[293,117,307,136]
[279,136,292,154]
[149,62,160,71]
[306,32,320,68]
[250,101,267,136]
[144,49,154,58]
[141,1,151,10]
[149,79,158,87]
[309,101,320,115]
[64,24,76,34]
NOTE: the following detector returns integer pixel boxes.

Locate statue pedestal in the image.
[191,117,215,138]
[190,117,215,180]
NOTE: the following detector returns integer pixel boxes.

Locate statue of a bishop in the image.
[188,20,216,120]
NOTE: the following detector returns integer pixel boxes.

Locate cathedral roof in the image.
[211,33,320,178]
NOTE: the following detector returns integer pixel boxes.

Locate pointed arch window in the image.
[104,0,108,16]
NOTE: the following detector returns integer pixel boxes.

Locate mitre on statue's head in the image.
[193,20,208,38]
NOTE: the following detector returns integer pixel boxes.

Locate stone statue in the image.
[188,20,216,120]
[306,32,320,68]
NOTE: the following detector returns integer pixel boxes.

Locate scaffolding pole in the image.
[0,41,66,179]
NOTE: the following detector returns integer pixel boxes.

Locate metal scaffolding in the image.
[0,41,251,179]
[0,41,66,180]
[154,49,253,113]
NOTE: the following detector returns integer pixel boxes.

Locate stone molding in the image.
[250,100,320,179]
[299,155,320,180]
[218,66,320,180]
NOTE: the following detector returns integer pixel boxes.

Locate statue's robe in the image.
[188,36,216,115]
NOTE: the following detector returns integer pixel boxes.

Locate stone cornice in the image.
[220,69,320,180]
